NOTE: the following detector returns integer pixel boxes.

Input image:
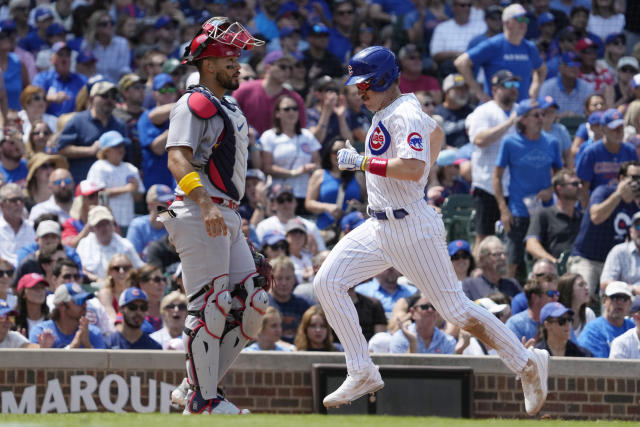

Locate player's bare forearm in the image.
[529,64,547,99]
[525,238,556,263]
[493,167,508,211]
[429,126,444,167]
[363,157,425,181]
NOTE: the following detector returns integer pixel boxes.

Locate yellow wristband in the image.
[360,156,369,172]
[178,171,204,195]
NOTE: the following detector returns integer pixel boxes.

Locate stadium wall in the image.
[0,349,638,419]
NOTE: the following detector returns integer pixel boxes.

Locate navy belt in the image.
[367,207,409,220]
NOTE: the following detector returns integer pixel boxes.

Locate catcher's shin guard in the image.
[184,275,232,399]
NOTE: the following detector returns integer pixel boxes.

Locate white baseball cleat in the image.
[171,377,189,408]
[183,389,250,415]
[520,348,549,416]
[323,364,384,408]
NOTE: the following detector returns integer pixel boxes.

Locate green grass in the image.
[0,414,637,426]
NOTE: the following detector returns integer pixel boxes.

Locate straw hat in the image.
[26,152,69,185]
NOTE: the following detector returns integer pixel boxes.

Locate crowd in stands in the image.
[1,0,640,362]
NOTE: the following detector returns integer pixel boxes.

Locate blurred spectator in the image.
[32,42,86,117]
[233,50,306,135]
[243,306,293,351]
[0,298,40,348]
[29,283,105,348]
[8,0,29,40]
[545,26,578,81]
[570,93,606,162]
[350,19,379,55]
[262,94,321,210]
[506,275,559,344]
[75,50,97,79]
[427,149,470,206]
[462,236,522,301]
[467,5,503,51]
[404,0,452,58]
[356,267,417,316]
[126,184,171,259]
[455,4,545,103]
[346,286,387,342]
[539,97,573,166]
[549,0,591,17]
[14,272,49,338]
[609,296,640,359]
[307,75,352,152]
[239,169,269,230]
[390,293,456,354]
[448,240,474,283]
[0,257,16,308]
[0,183,35,266]
[494,99,563,277]
[255,0,282,41]
[268,255,311,343]
[604,56,639,109]
[29,168,74,222]
[343,84,371,144]
[105,287,161,349]
[535,301,592,357]
[25,153,67,206]
[587,0,625,44]
[0,21,28,111]
[539,52,594,117]
[576,109,638,192]
[24,120,55,159]
[466,70,519,251]
[327,0,355,64]
[153,16,179,58]
[76,205,143,281]
[569,162,640,297]
[569,6,604,55]
[97,254,134,323]
[301,23,344,80]
[256,184,326,253]
[534,13,557,60]
[285,218,314,284]
[87,130,143,231]
[397,43,441,103]
[61,180,104,249]
[260,230,288,260]
[557,272,594,337]
[461,296,510,356]
[13,220,65,280]
[138,73,176,189]
[429,0,485,78]
[113,73,147,170]
[20,7,53,54]
[435,74,474,148]
[150,290,187,349]
[56,81,127,183]
[600,211,640,296]
[0,128,27,187]
[34,23,70,73]
[511,250,559,316]
[600,33,626,76]
[140,50,168,109]
[82,10,131,83]
[145,235,180,271]
[577,281,634,358]
[130,264,167,331]
[525,168,582,263]
[18,85,57,142]
[294,304,340,351]
[304,138,365,234]
[575,37,615,93]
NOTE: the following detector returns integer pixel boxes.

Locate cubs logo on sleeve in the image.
[407,132,423,151]
[369,121,391,155]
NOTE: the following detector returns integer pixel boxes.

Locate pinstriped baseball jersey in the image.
[166,91,249,202]
[365,93,437,210]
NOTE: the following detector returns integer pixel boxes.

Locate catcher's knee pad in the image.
[185,275,232,400]
[240,280,269,340]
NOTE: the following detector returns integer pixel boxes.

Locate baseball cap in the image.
[36,220,61,238]
[99,130,129,149]
[45,23,66,36]
[77,50,97,64]
[617,56,639,71]
[153,73,174,91]
[475,297,508,315]
[600,108,624,129]
[502,3,526,22]
[278,26,300,38]
[277,1,299,19]
[340,211,366,234]
[436,148,465,166]
[398,44,420,59]
[631,211,640,224]
[485,5,502,19]
[118,287,148,308]
[246,169,266,182]
[587,111,603,126]
[146,184,174,204]
[604,281,633,298]
[314,75,339,92]
[270,183,294,199]
[88,205,114,226]
[34,7,54,23]
[630,297,640,314]
[0,19,16,35]
[442,74,466,92]
[8,0,28,11]
[309,23,329,36]
[540,302,574,323]
[632,74,640,89]
[491,69,521,86]
[75,180,105,197]
[51,41,71,54]
[285,218,307,234]
[262,230,286,247]
[17,273,49,293]
[538,95,558,110]
[575,37,596,51]
[162,58,181,74]
[155,15,177,29]
[448,239,471,257]
[90,81,117,97]
[537,12,555,27]
[515,98,541,117]
[118,73,144,91]
[53,283,94,306]
[264,50,295,65]
[0,298,17,317]
[605,32,625,45]
[560,51,580,67]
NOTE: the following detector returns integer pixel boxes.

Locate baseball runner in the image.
[160,17,270,415]
[313,46,550,416]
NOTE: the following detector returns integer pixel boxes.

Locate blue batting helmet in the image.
[344,46,400,92]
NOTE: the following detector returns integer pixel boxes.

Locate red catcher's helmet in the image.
[182,17,264,65]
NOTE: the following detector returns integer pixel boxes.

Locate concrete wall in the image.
[0,349,639,419]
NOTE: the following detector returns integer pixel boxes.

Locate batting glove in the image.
[337,140,366,171]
